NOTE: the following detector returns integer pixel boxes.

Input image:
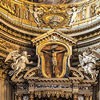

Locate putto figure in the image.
[68,7,81,25]
[33,7,44,27]
[79,49,100,80]
[5,50,33,76]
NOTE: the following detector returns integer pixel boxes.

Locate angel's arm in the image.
[79,55,84,67]
[25,58,30,64]
[56,49,67,54]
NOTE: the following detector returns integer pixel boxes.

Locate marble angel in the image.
[5,50,33,76]
[79,49,100,80]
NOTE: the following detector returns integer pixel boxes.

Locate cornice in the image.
[77,38,100,48]
[0,23,33,42]
[0,30,30,46]
[0,0,100,36]
[0,13,100,36]
[0,20,100,50]
[0,15,100,40]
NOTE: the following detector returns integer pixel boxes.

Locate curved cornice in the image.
[0,16,100,49]
[0,14,100,37]
[0,0,99,53]
[77,36,100,48]
[0,0,100,33]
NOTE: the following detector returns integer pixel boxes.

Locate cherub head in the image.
[22,51,28,57]
[72,7,77,11]
[83,51,88,56]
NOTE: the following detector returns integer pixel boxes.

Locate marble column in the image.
[73,94,78,100]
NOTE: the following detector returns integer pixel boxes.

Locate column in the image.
[73,94,78,100]
[30,92,34,100]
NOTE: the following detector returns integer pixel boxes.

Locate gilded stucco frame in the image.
[32,30,77,78]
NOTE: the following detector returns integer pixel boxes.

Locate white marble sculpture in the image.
[79,49,100,80]
[23,96,29,100]
[5,50,33,76]
[33,7,44,27]
[68,7,81,25]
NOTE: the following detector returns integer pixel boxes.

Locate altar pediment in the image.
[32,30,77,78]
[32,30,77,46]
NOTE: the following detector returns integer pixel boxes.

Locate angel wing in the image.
[5,50,20,62]
[91,50,100,59]
[78,55,84,67]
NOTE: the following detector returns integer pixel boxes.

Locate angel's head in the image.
[72,7,77,11]
[83,51,88,56]
[22,51,28,56]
